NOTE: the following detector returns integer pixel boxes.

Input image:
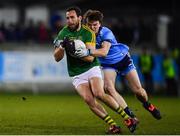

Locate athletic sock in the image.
[124,107,136,118]
[103,115,117,126]
[143,101,151,109]
[116,107,130,120]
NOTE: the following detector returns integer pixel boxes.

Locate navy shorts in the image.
[101,53,136,76]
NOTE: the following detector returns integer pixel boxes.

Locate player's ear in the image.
[79,16,82,21]
[99,21,102,26]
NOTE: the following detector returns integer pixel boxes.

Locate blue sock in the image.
[124,107,135,118]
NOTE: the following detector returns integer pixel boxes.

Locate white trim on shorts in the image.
[72,66,102,89]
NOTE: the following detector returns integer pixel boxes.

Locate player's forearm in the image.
[81,56,94,62]
[89,42,110,57]
[90,48,108,57]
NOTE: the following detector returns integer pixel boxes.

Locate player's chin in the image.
[68,25,76,31]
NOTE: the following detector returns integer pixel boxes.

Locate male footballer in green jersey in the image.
[53,6,137,134]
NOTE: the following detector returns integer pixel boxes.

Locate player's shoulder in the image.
[82,25,95,34]
[101,26,112,33]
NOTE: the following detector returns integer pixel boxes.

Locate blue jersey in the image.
[96,26,129,64]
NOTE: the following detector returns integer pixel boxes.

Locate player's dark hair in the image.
[83,10,104,24]
[66,6,82,17]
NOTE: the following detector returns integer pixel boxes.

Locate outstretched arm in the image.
[75,41,111,58]
[90,41,111,57]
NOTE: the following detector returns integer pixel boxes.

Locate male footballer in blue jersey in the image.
[74,10,162,121]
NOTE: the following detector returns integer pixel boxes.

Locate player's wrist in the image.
[59,43,64,49]
[53,39,64,48]
[87,49,93,56]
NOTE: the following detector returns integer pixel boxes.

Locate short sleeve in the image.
[102,28,114,43]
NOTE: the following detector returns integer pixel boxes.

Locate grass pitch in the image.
[0,92,180,135]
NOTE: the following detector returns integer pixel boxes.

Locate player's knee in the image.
[104,85,116,95]
[83,96,94,106]
[104,84,109,91]
[94,91,104,100]
[104,82,115,91]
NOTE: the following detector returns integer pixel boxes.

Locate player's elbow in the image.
[101,53,108,57]
[82,56,94,62]
[54,55,61,62]
[88,57,94,62]
[54,55,60,62]
[101,50,108,57]
[86,57,94,62]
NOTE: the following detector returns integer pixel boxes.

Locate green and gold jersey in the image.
[56,24,100,77]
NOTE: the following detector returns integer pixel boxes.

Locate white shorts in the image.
[72,66,102,89]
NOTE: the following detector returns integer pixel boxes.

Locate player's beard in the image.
[68,22,80,32]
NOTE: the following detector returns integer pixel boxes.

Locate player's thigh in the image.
[76,83,95,104]
[125,69,142,93]
[89,77,105,97]
[103,69,117,89]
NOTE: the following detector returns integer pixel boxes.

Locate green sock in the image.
[103,115,117,126]
[116,107,130,120]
